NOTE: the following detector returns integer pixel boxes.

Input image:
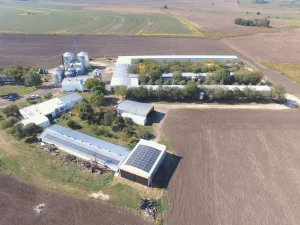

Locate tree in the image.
[12,124,25,140]
[90,91,105,108]
[164,5,168,9]
[84,78,100,89]
[79,103,94,121]
[3,65,29,80]
[138,129,153,140]
[256,12,260,15]
[115,85,127,97]
[102,111,116,126]
[127,64,139,74]
[184,82,199,98]
[112,116,125,132]
[91,86,105,95]
[2,104,19,117]
[271,83,286,102]
[44,93,53,100]
[23,123,43,136]
[1,117,18,129]
[92,111,105,125]
[173,71,182,81]
[138,73,149,84]
[67,119,81,129]
[24,71,42,87]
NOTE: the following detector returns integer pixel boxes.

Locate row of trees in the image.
[204,69,263,85]
[3,65,42,86]
[122,83,286,102]
[234,18,270,28]
[128,59,240,76]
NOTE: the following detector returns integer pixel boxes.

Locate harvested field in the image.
[164,109,300,225]
[222,28,300,64]
[0,175,151,225]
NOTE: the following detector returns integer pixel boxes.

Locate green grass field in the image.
[0,3,203,36]
[0,85,35,96]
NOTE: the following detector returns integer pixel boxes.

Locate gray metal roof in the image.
[117,100,154,117]
[38,125,129,171]
[58,92,83,104]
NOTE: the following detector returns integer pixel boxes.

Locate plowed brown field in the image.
[164,109,300,225]
[0,175,151,225]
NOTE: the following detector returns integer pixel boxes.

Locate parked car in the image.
[37,69,49,74]
[30,94,40,99]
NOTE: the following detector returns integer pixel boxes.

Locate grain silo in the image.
[65,68,75,77]
[74,62,84,75]
[63,52,75,69]
[77,52,91,70]
[52,68,64,87]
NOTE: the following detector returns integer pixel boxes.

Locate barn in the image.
[119,139,166,186]
[38,124,129,171]
[116,100,154,125]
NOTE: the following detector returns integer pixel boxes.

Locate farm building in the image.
[38,125,129,171]
[119,139,166,186]
[20,93,83,127]
[116,100,154,125]
[110,55,238,89]
[61,75,95,92]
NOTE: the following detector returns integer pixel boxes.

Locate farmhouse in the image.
[110,55,238,89]
[119,139,166,186]
[116,100,154,125]
[20,93,83,127]
[61,75,95,92]
[38,124,129,171]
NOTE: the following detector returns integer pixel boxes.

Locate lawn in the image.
[0,3,202,36]
[260,61,300,84]
[0,85,35,96]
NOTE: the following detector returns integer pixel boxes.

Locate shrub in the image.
[67,120,81,129]
[102,111,116,126]
[124,117,132,126]
[44,93,53,100]
[2,117,18,129]
[138,129,154,140]
[23,123,43,136]
[91,126,111,137]
[2,104,19,117]
[271,83,286,102]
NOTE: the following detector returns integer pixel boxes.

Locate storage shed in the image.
[119,139,166,186]
[38,125,129,171]
[116,100,154,125]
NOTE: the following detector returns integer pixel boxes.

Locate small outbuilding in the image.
[116,100,154,125]
[119,139,166,186]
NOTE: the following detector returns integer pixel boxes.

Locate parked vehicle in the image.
[37,69,49,74]
[30,95,40,99]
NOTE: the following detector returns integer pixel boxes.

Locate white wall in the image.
[120,112,146,125]
[62,84,83,92]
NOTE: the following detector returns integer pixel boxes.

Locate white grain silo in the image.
[63,52,75,69]
[74,62,84,75]
[52,68,64,87]
[65,68,76,77]
[77,52,91,70]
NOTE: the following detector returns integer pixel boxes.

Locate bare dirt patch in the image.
[0,175,151,225]
[164,109,300,225]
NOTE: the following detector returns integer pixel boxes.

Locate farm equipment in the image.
[139,198,159,220]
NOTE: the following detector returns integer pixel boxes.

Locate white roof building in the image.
[61,75,95,92]
[20,93,83,127]
[116,100,154,125]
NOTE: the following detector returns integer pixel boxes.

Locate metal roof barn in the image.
[119,139,166,186]
[116,100,154,125]
[38,125,129,171]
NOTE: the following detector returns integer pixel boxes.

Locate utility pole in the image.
[72,35,78,57]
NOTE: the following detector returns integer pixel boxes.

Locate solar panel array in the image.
[125,145,161,172]
[44,134,120,166]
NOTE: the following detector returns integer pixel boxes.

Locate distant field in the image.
[260,61,300,84]
[238,0,300,9]
[0,5,203,36]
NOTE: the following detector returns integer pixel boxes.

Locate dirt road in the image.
[0,175,151,225]
[164,109,300,225]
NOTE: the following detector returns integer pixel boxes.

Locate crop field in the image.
[0,4,202,36]
[164,109,300,225]
[0,175,151,225]
[238,0,300,9]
